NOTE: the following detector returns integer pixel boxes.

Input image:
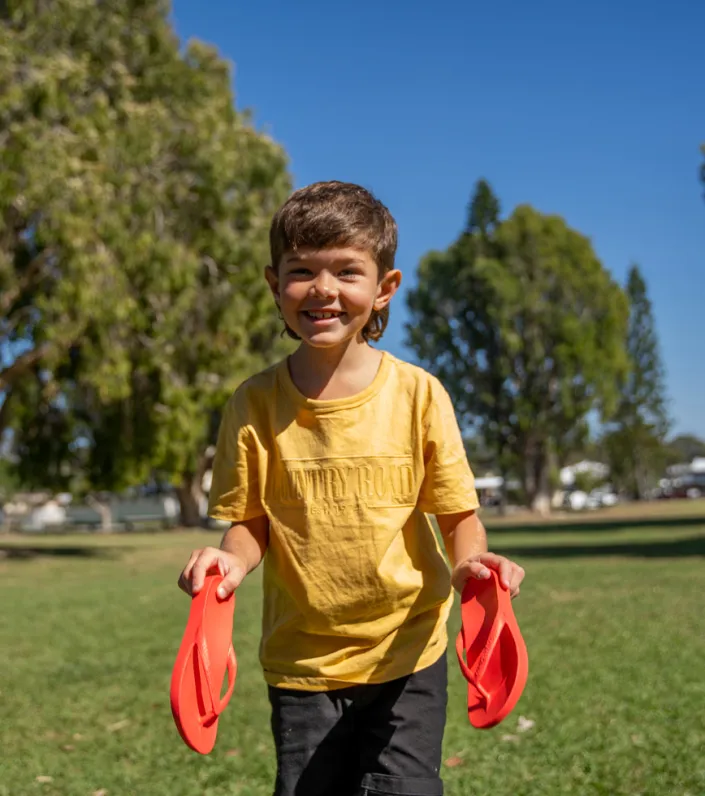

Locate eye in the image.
[287,267,312,277]
[339,268,362,280]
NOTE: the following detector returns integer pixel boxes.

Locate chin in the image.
[299,327,367,348]
[301,333,350,348]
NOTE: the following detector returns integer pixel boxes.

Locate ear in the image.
[373,269,402,311]
[264,265,280,303]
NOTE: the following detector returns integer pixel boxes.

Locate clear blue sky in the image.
[173,0,704,437]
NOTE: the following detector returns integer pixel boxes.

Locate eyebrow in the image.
[283,254,366,266]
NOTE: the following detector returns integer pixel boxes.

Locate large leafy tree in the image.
[406,180,629,512]
[1,0,290,524]
[667,434,705,463]
[602,265,670,498]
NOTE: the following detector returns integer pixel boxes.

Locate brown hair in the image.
[269,181,398,342]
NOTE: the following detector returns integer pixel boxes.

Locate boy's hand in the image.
[178,547,248,599]
[451,552,525,599]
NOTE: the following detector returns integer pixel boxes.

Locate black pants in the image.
[268,653,447,796]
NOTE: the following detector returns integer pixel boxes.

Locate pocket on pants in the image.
[360,773,443,795]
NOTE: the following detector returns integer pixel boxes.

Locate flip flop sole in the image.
[171,574,236,753]
[456,571,528,729]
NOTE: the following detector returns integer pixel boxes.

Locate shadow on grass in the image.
[487,514,705,534]
[0,545,126,561]
[494,533,705,559]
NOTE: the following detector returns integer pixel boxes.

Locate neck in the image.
[288,337,383,399]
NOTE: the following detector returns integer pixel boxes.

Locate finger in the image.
[216,562,247,599]
[510,565,526,593]
[177,550,202,595]
[475,551,504,569]
[497,558,514,590]
[451,559,491,592]
[177,571,192,596]
[467,560,492,580]
[476,553,514,590]
[217,556,230,578]
[508,565,525,598]
[190,548,221,594]
[182,549,202,581]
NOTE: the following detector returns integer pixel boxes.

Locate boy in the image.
[178,181,525,796]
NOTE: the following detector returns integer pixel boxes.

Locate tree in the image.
[1,0,291,525]
[406,180,629,512]
[667,434,705,463]
[623,266,669,434]
[602,265,670,499]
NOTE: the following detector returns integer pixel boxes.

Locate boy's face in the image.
[265,247,401,349]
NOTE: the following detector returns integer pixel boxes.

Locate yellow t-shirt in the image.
[208,352,479,691]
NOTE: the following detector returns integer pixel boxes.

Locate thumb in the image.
[216,563,247,599]
[451,557,492,592]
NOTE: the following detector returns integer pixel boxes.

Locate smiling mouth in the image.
[302,310,345,320]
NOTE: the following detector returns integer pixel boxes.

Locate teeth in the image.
[308,312,338,319]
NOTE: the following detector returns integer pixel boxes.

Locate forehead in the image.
[280,246,376,268]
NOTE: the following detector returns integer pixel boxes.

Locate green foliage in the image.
[667,433,705,463]
[623,266,670,434]
[0,455,18,501]
[572,469,607,495]
[602,265,670,498]
[1,0,291,515]
[603,421,668,498]
[406,180,629,510]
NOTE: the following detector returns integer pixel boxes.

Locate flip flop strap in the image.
[195,627,237,723]
[455,609,506,707]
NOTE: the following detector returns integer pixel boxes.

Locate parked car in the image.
[562,486,618,511]
[659,473,705,500]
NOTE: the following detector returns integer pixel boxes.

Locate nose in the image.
[309,273,338,298]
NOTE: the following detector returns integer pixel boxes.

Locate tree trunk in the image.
[494,434,512,517]
[628,451,642,501]
[497,476,508,516]
[0,388,13,439]
[177,467,207,528]
[634,452,650,501]
[496,459,508,517]
[86,495,113,531]
[531,488,551,516]
[524,438,551,516]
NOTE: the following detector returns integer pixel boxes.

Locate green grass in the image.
[1,504,705,795]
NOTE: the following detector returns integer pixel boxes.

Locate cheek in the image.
[342,282,378,312]
[281,282,307,303]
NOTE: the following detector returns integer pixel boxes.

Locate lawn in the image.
[1,502,704,796]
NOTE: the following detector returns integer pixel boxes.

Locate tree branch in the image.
[0,387,13,435]
[0,343,51,391]
[0,248,55,317]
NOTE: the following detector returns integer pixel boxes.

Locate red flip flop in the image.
[170,573,237,754]
[455,569,528,729]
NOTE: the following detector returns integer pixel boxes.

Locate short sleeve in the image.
[417,379,480,515]
[207,394,265,522]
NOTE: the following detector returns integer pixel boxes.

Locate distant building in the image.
[667,457,705,477]
[559,460,609,487]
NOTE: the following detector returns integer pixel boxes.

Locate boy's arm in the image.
[436,510,524,598]
[178,514,269,599]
